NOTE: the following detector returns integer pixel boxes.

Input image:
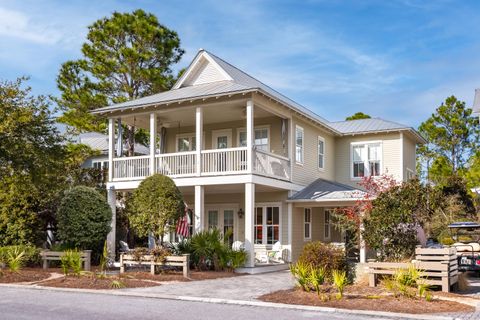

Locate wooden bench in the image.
[41,250,92,271]
[119,253,190,278]
[367,247,458,292]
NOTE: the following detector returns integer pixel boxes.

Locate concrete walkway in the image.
[126,270,294,301]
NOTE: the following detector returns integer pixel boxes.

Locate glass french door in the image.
[207,208,235,245]
[254,205,280,245]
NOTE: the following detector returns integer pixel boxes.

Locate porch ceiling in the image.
[178,183,287,195]
[117,100,276,130]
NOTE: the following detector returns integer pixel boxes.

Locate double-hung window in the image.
[318,136,325,170]
[92,161,108,170]
[304,208,311,240]
[238,127,269,151]
[352,143,382,178]
[176,134,196,152]
[324,209,331,239]
[295,126,304,164]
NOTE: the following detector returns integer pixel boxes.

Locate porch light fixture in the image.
[237,208,244,219]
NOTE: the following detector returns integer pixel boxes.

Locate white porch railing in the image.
[201,147,248,174]
[111,148,291,181]
[155,152,196,177]
[112,155,150,181]
[253,149,291,181]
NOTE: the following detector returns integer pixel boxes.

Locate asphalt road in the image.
[0,287,400,320]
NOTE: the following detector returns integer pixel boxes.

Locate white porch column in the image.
[106,188,116,259]
[108,118,115,182]
[194,185,204,233]
[287,202,293,262]
[196,107,203,176]
[149,113,157,175]
[244,182,255,267]
[246,100,254,173]
[359,221,366,263]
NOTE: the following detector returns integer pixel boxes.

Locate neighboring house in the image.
[76,132,149,170]
[92,49,425,268]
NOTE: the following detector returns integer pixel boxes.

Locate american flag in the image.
[176,204,190,238]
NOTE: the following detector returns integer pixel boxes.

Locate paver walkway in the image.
[127,270,294,301]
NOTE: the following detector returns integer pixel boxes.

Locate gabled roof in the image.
[75,132,149,155]
[91,49,424,142]
[288,178,366,202]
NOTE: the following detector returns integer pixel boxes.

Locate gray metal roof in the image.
[329,118,410,134]
[288,178,366,202]
[91,49,423,140]
[76,132,149,155]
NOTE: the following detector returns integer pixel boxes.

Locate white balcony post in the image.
[288,117,293,179]
[196,107,203,176]
[108,118,115,181]
[244,182,255,267]
[149,113,157,175]
[194,185,204,233]
[287,202,293,262]
[246,100,254,173]
[106,188,116,260]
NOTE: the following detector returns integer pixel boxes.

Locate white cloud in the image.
[0,6,62,44]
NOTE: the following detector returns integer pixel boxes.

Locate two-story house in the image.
[92,50,425,269]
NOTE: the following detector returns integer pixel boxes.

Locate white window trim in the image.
[175,132,205,152]
[295,125,304,165]
[304,208,312,241]
[254,202,282,246]
[324,209,332,240]
[236,125,271,151]
[211,129,233,149]
[317,136,325,171]
[92,160,109,170]
[350,141,383,180]
[204,203,239,242]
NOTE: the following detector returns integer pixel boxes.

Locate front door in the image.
[206,206,236,245]
[211,129,232,172]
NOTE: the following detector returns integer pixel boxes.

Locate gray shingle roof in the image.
[288,178,366,202]
[76,132,149,155]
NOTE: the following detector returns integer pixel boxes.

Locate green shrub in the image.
[127,174,184,245]
[297,241,347,278]
[383,264,432,300]
[308,266,326,295]
[56,186,111,252]
[60,250,82,276]
[6,246,25,272]
[0,245,39,269]
[175,229,243,271]
[290,261,311,291]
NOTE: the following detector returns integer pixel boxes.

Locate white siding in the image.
[403,135,417,179]
[291,116,336,186]
[334,132,402,188]
[183,58,228,87]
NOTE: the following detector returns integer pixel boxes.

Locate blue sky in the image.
[1,0,479,127]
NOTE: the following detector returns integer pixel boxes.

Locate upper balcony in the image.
[106,97,293,184]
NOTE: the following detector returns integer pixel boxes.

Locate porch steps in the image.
[235,263,289,274]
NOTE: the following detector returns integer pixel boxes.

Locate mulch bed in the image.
[0,268,52,283]
[259,288,475,314]
[39,275,160,290]
[125,270,243,282]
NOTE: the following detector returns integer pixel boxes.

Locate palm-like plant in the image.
[308,267,326,295]
[332,270,348,299]
[7,247,25,273]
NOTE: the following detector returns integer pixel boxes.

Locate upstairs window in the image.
[295,126,304,164]
[176,134,196,152]
[318,136,325,170]
[352,143,382,178]
[238,127,269,151]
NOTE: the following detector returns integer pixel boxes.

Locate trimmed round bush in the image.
[56,186,111,250]
[297,241,347,277]
[128,174,184,245]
